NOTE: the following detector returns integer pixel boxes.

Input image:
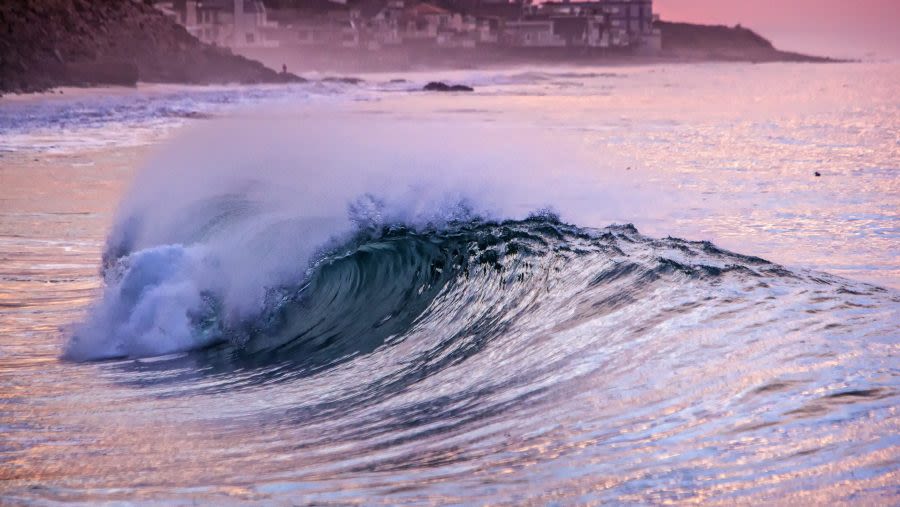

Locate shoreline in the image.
[237,45,845,75]
[0,57,853,98]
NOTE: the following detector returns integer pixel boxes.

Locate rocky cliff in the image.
[656,21,838,63]
[0,0,302,94]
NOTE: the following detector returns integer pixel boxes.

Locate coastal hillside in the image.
[241,17,836,73]
[0,0,300,94]
[656,21,836,62]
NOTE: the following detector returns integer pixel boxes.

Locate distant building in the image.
[192,0,660,54]
[158,0,278,48]
[524,0,659,50]
[503,19,565,47]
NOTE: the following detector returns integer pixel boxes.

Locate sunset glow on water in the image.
[1,62,898,504]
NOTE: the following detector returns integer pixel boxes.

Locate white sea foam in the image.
[65,112,598,359]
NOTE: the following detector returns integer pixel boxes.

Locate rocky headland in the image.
[655,21,840,63]
[0,0,303,94]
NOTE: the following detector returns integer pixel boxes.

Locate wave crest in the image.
[66,208,796,364]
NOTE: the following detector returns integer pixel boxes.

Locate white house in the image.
[503,20,566,47]
[163,0,279,48]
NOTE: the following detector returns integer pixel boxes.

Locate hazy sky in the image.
[654,0,900,59]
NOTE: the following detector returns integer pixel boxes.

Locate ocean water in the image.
[1,63,898,504]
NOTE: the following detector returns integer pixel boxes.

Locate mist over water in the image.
[65,113,606,359]
[2,63,899,504]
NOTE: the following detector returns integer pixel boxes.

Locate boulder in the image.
[423,81,474,92]
[322,76,365,84]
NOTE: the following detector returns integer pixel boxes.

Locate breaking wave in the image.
[66,199,891,370]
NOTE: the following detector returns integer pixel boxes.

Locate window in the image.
[246,33,255,43]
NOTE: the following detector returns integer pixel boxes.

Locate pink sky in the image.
[654,0,900,59]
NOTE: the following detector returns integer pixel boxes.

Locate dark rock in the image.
[424,81,474,92]
[322,76,364,84]
[814,171,821,177]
